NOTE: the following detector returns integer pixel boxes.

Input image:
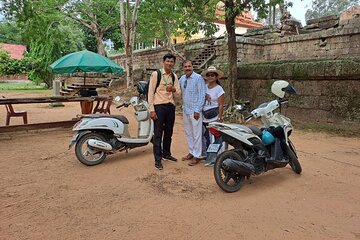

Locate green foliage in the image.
[1,0,85,88]
[0,21,23,44]
[104,27,124,51]
[62,0,121,54]
[63,0,119,30]
[0,50,34,75]
[26,21,84,87]
[305,0,358,20]
[0,82,48,91]
[137,0,218,45]
[82,27,98,53]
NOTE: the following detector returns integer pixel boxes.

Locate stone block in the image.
[320,20,339,29]
[319,96,333,111]
[340,60,360,79]
[306,15,339,25]
[272,63,294,79]
[339,19,350,26]
[291,95,320,109]
[348,18,360,25]
[296,80,323,96]
[293,62,322,80]
[132,68,145,82]
[287,107,332,123]
[324,60,342,78]
[330,95,360,121]
[109,75,126,89]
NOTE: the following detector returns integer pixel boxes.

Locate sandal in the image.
[182,153,193,161]
[188,158,201,166]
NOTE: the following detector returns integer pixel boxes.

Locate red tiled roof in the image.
[215,2,263,28]
[0,43,27,59]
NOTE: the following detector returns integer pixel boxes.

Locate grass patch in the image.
[297,122,360,137]
[0,82,48,92]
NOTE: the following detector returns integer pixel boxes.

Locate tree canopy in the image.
[305,0,358,20]
[61,0,120,56]
[0,21,22,44]
[137,0,218,48]
[1,0,84,87]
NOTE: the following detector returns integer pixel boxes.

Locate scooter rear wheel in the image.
[75,132,107,166]
[214,151,246,193]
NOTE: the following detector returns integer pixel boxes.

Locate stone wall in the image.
[237,58,360,124]
[211,18,360,67]
[111,38,216,74]
[0,74,28,81]
[111,16,360,124]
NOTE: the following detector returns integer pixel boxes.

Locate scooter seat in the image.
[78,114,129,124]
[248,126,262,137]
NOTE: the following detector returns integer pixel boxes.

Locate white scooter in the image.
[208,80,302,192]
[68,81,153,166]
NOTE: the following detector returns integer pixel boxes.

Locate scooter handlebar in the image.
[278,98,289,105]
[116,102,130,109]
[245,114,253,122]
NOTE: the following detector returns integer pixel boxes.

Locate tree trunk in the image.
[224,0,238,106]
[120,0,140,88]
[64,12,108,56]
[165,28,172,49]
[272,6,276,25]
[95,32,106,56]
[125,38,133,88]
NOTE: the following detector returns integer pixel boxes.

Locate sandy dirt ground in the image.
[0,91,359,240]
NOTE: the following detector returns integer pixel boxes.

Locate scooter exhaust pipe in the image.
[222,158,255,176]
[88,139,113,151]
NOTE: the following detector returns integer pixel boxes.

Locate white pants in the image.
[183,112,203,158]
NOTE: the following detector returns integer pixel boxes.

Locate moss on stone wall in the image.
[238,57,360,80]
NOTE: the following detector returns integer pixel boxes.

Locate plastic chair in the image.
[2,96,28,126]
[93,96,113,114]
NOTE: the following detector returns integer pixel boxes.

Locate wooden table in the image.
[0,96,110,114]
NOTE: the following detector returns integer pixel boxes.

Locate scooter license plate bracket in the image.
[207,144,221,153]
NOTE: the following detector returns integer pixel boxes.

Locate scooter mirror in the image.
[114,96,121,102]
[233,105,244,111]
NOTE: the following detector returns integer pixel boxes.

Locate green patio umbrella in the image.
[49,50,124,84]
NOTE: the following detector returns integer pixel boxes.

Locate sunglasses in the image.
[206,73,217,77]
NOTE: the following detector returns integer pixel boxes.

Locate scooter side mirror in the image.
[233,105,244,111]
[114,96,121,102]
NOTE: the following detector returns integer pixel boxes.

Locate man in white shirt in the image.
[179,60,206,166]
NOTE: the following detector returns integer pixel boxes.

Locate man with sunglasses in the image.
[179,60,206,166]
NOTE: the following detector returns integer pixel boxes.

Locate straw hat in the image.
[201,66,224,79]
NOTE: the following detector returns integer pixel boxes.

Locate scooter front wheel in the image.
[288,141,302,174]
[214,151,246,193]
[75,132,107,166]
